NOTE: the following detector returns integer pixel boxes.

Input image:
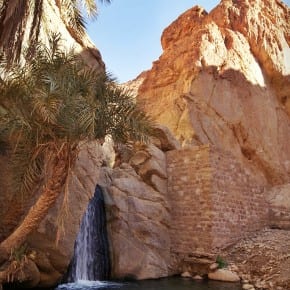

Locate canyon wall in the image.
[138,0,290,186]
[0,1,105,286]
[31,0,105,69]
[1,0,290,287]
[0,0,105,240]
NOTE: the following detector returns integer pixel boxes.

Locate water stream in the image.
[66,185,110,282]
[57,185,241,290]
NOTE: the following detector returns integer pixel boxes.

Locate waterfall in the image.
[66,185,110,282]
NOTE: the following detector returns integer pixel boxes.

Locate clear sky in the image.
[87,0,290,83]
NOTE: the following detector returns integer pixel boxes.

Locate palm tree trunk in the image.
[0,147,69,264]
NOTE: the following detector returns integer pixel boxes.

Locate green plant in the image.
[216,255,228,269]
[0,0,112,64]
[10,244,28,263]
[0,35,154,262]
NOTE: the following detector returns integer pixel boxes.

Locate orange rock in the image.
[137,0,290,185]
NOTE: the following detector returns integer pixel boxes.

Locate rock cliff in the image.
[138,0,290,185]
[0,0,105,242]
[0,1,105,287]
[1,0,290,288]
[33,0,105,69]
[43,1,104,69]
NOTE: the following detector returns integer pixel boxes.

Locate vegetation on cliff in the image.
[0,34,153,272]
[0,0,111,64]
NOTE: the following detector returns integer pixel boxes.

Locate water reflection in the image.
[55,277,242,290]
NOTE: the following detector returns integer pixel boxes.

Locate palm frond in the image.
[0,0,112,64]
[9,139,45,197]
[59,0,86,38]
[0,37,154,200]
[31,94,62,125]
[80,0,97,18]
[0,0,27,59]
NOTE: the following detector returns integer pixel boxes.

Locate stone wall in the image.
[167,145,269,258]
[267,183,290,230]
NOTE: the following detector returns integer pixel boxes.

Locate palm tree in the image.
[0,0,111,63]
[0,35,154,263]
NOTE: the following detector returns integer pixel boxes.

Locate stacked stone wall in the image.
[166,145,269,256]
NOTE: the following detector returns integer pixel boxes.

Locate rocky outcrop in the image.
[20,129,178,284]
[0,142,107,288]
[138,0,290,185]
[2,1,289,287]
[0,0,105,248]
[33,0,105,70]
[208,268,240,282]
[100,142,172,280]
[0,1,106,286]
[25,142,108,287]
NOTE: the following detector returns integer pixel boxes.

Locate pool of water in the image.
[55,277,242,290]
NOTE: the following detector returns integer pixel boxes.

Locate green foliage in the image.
[216,255,228,269]
[0,35,154,197]
[10,244,28,262]
[0,0,112,64]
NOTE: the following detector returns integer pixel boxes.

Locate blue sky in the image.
[87,0,290,83]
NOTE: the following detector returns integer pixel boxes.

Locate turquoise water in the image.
[55,277,242,290]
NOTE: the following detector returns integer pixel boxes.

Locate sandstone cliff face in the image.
[0,1,105,286]
[35,0,105,69]
[1,1,290,287]
[100,129,180,280]
[0,0,105,236]
[138,0,290,185]
[23,143,105,287]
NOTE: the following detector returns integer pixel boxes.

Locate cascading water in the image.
[66,185,110,282]
[56,188,243,290]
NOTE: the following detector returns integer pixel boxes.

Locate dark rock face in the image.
[66,185,110,282]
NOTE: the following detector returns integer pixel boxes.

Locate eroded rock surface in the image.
[138,0,290,185]
[32,0,105,69]
[26,142,105,287]
[100,143,171,280]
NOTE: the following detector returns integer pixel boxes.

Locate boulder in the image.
[152,125,181,151]
[208,269,240,282]
[209,263,219,271]
[181,271,192,278]
[243,284,255,290]
[128,144,168,193]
